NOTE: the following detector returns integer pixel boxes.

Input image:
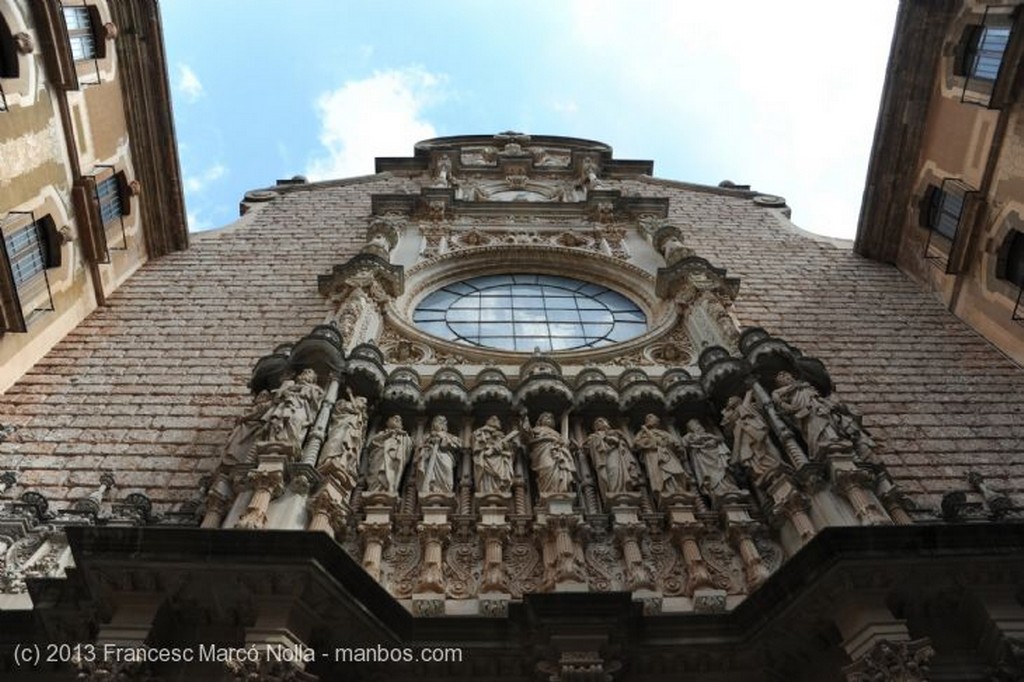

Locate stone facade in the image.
[0,0,187,393]
[0,128,1021,680]
[858,0,1024,366]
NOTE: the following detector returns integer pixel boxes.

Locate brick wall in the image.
[630,177,1024,514]
[1,172,1021,515]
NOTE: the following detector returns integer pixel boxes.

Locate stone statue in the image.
[415,415,462,495]
[633,414,691,495]
[771,371,850,460]
[721,391,784,485]
[223,389,272,466]
[828,397,876,461]
[261,368,324,458]
[683,420,745,505]
[434,153,452,187]
[472,415,516,494]
[583,417,642,496]
[520,412,576,494]
[580,156,602,188]
[365,415,413,494]
[319,389,368,480]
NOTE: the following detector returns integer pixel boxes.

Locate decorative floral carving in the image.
[382,537,421,599]
[843,637,934,682]
[444,538,481,599]
[505,539,543,598]
[699,535,742,592]
[584,538,623,592]
[644,535,686,596]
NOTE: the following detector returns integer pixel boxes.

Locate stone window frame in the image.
[947,4,1023,108]
[0,3,36,110]
[993,218,1024,322]
[389,243,678,367]
[0,212,61,333]
[412,273,648,354]
[91,166,132,250]
[918,177,979,274]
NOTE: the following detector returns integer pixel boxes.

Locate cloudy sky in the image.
[161,1,898,239]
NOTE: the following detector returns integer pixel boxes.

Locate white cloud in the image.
[176,64,204,103]
[306,67,444,180]
[562,0,897,239]
[184,163,226,194]
[552,100,579,115]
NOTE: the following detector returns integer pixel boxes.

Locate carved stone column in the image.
[765,474,817,547]
[96,592,163,646]
[834,599,931,682]
[358,493,397,582]
[415,520,449,594]
[478,498,512,594]
[666,497,715,598]
[299,376,340,467]
[610,502,655,594]
[876,476,914,525]
[201,472,233,529]
[722,503,770,591]
[358,523,390,584]
[842,638,935,682]
[537,493,586,592]
[306,480,350,539]
[236,457,287,530]
[830,457,891,526]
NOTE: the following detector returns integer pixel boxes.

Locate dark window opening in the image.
[921,179,977,273]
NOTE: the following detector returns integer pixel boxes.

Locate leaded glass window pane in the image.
[413,274,646,351]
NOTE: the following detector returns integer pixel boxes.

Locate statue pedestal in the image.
[474,491,513,516]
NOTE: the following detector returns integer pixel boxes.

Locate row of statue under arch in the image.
[201,324,913,612]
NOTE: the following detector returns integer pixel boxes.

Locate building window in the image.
[957,24,1011,82]
[923,185,965,240]
[1,214,59,330]
[96,175,123,223]
[5,221,47,288]
[0,12,16,79]
[1001,230,1024,287]
[62,6,101,62]
[413,274,647,353]
[920,180,978,273]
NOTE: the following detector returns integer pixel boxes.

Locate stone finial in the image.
[74,473,115,516]
[968,471,1015,519]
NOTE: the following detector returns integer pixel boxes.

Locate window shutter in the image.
[0,12,18,79]
[87,5,105,59]
[954,25,983,77]
[1006,230,1024,287]
[115,171,132,216]
[39,215,62,268]
[919,185,941,229]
